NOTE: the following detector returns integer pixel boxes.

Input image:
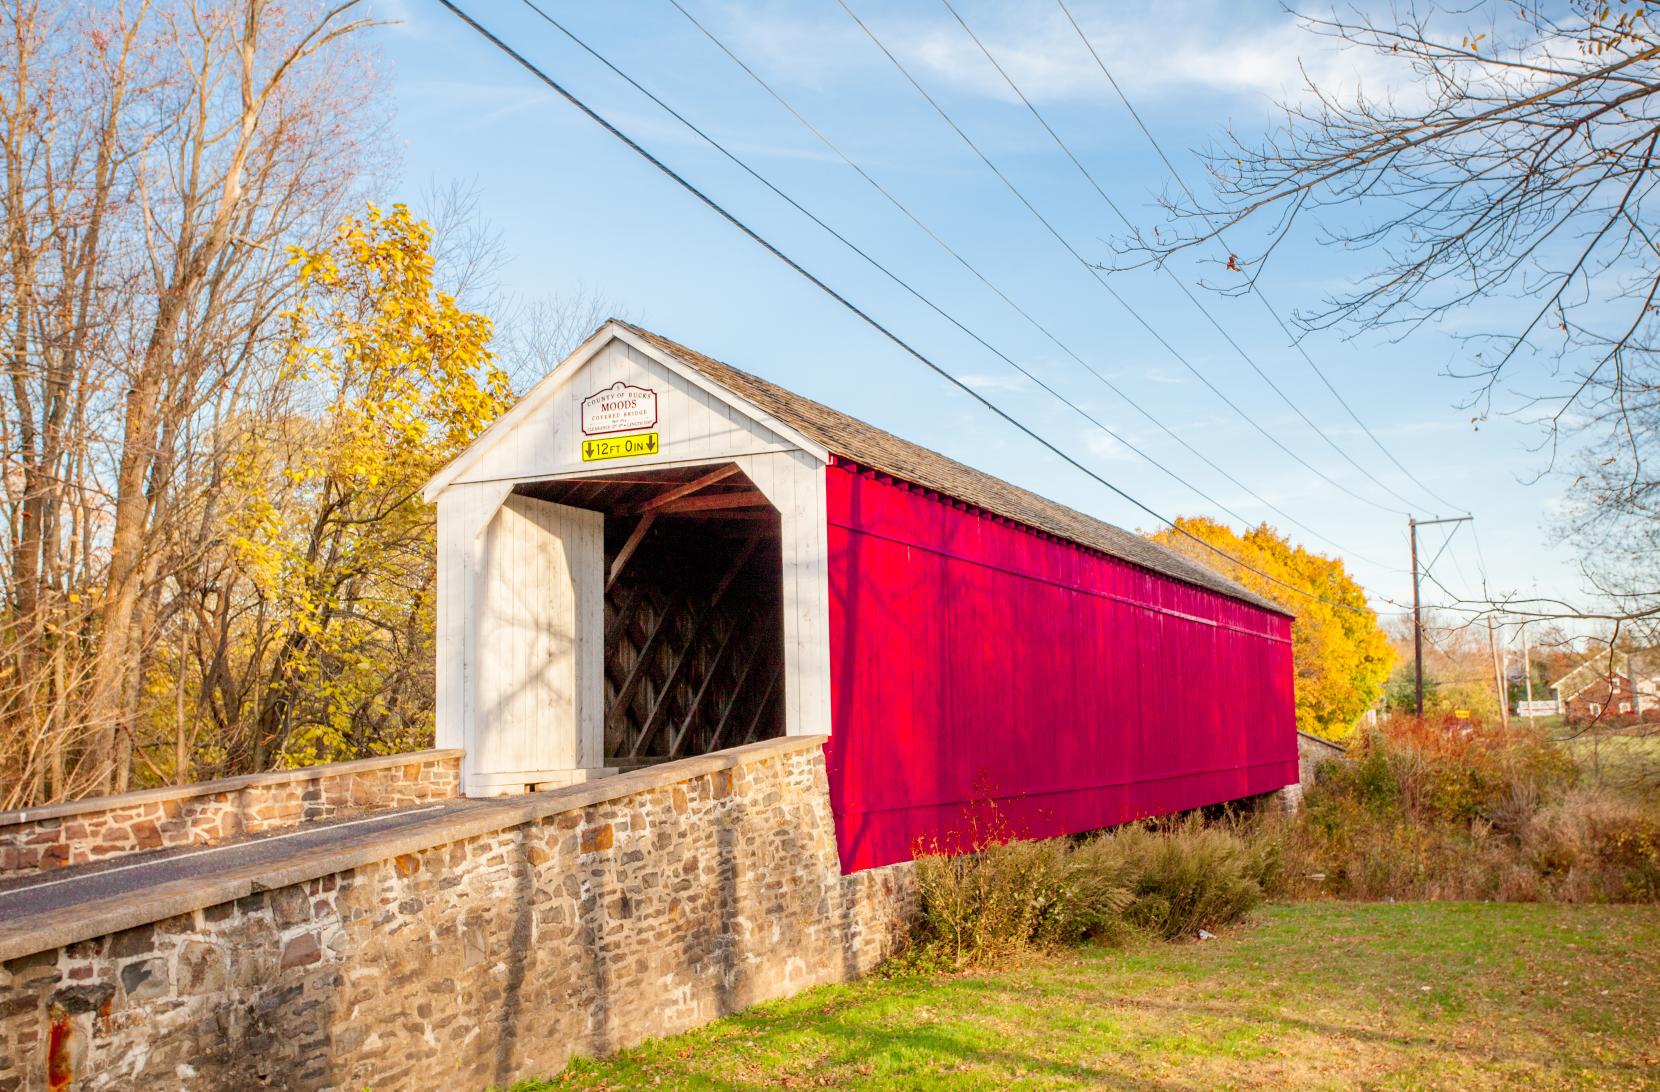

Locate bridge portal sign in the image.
[581,381,658,436]
[582,433,659,462]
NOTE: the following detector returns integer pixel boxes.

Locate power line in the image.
[432,0,1374,615]
[943,0,1431,518]
[506,1,1263,534]
[1445,525,1482,601]
[1410,511,1487,607]
[1066,4,1508,634]
[664,0,1401,571]
[835,0,1413,519]
[1423,520,1463,578]
[522,0,1402,571]
[1414,521,1492,612]
[1053,0,1465,517]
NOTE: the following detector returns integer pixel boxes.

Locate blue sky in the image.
[371,0,1581,626]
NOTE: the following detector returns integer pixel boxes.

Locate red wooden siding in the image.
[821,459,1298,873]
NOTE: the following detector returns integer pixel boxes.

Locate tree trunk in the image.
[83,340,170,791]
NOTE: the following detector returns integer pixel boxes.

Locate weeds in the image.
[908,717,1660,971]
[908,816,1274,968]
[1106,818,1281,940]
[1279,716,1660,903]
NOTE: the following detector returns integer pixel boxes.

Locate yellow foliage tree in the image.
[225,204,512,766]
[1150,517,1393,741]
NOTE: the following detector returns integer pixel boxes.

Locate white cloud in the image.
[918,5,1424,107]
[717,1,1420,111]
[960,371,1034,392]
[1083,427,1135,462]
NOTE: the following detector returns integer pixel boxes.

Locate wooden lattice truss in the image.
[516,464,786,768]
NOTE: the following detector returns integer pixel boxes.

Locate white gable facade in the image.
[424,324,832,797]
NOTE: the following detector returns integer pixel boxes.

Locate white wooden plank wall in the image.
[439,489,604,794]
[434,481,512,754]
[474,498,550,776]
[454,341,798,488]
[736,450,832,736]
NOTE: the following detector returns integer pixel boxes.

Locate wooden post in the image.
[1488,614,1509,729]
[1411,518,1423,718]
[1407,514,1473,721]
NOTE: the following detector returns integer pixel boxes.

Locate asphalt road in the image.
[0,797,500,924]
[0,753,730,960]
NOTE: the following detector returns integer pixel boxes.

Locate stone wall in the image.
[1277,731,1348,813]
[0,737,916,1091]
[0,751,462,879]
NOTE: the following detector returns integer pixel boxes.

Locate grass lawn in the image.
[1563,729,1660,792]
[517,902,1660,1090]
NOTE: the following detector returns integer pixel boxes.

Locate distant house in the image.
[1551,651,1660,723]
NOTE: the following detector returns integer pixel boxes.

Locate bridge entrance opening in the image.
[514,463,785,771]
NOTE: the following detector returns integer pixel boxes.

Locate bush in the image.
[909,818,1274,967]
[1278,716,1660,903]
[910,836,1113,969]
[1314,716,1576,826]
[1094,818,1279,940]
[1525,786,1660,902]
[907,715,1660,969]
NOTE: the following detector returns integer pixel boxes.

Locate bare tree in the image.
[1,0,140,803]
[82,0,384,793]
[1142,1,1660,633]
[417,175,616,391]
[0,0,384,805]
[1,5,616,807]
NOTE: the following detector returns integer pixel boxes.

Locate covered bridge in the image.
[423,320,1297,871]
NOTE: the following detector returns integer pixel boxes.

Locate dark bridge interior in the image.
[514,463,785,769]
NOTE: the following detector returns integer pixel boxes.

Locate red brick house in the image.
[1551,651,1660,724]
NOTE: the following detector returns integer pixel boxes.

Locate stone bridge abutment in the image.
[0,737,915,1091]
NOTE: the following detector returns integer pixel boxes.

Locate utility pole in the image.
[1488,615,1509,729]
[1411,518,1422,717]
[1522,620,1536,726]
[1409,515,1474,718]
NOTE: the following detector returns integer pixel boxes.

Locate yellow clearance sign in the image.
[581,432,659,462]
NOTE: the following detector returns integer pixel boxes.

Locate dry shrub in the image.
[909,818,1274,968]
[1525,786,1660,902]
[909,834,1140,969]
[1282,716,1660,903]
[1098,818,1280,940]
[1334,716,1576,825]
[1282,810,1529,901]
[910,836,1107,969]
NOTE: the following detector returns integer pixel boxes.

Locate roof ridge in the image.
[616,320,1290,616]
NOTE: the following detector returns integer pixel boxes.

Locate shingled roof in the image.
[618,321,1289,616]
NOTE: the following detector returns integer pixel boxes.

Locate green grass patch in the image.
[1563,729,1660,793]
[513,902,1660,1090]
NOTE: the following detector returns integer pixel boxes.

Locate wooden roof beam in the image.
[652,491,771,515]
[659,510,777,521]
[606,512,656,592]
[637,464,740,513]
